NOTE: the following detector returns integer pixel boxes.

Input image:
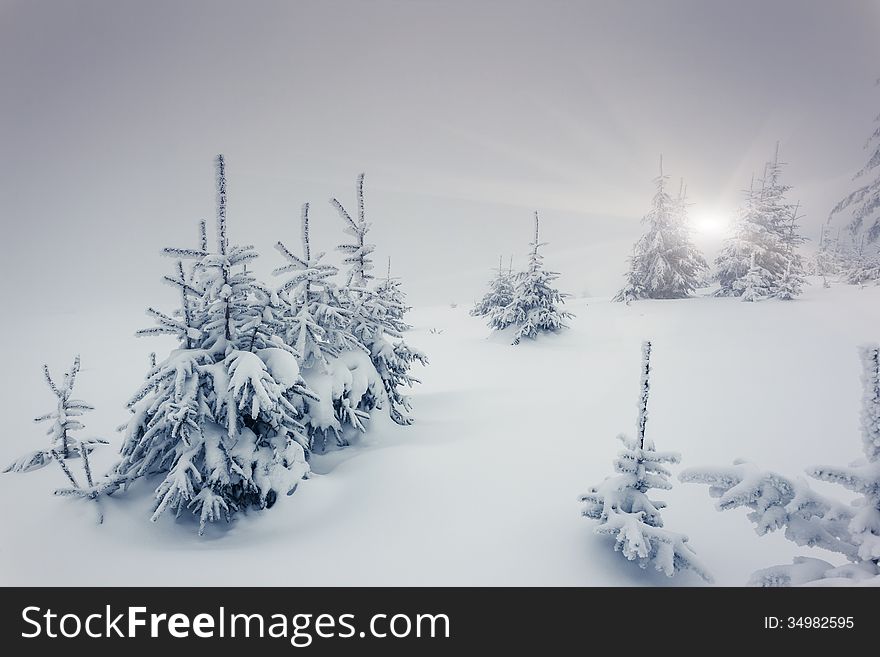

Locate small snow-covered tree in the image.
[276,208,362,361]
[614,247,647,304]
[275,202,351,368]
[738,253,772,302]
[331,174,427,427]
[716,146,807,299]
[839,235,880,286]
[845,261,880,287]
[771,200,807,300]
[489,212,573,344]
[680,344,880,586]
[828,84,880,282]
[614,166,707,301]
[108,156,314,534]
[814,224,842,280]
[472,255,514,318]
[581,342,711,581]
[4,356,108,483]
[773,262,804,301]
[375,257,412,329]
[333,173,374,290]
[274,201,381,449]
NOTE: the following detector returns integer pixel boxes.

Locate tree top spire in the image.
[216,154,228,255]
[534,210,540,249]
[637,341,652,449]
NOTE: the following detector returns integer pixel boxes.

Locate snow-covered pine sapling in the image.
[581,342,712,581]
[375,257,412,328]
[614,245,647,305]
[4,357,109,520]
[273,200,378,449]
[778,200,807,298]
[680,345,880,586]
[4,355,108,477]
[738,252,772,302]
[768,200,807,301]
[368,255,425,423]
[814,224,842,282]
[38,357,87,461]
[490,211,573,345]
[136,219,209,348]
[331,174,406,345]
[275,202,367,361]
[471,255,514,319]
[333,173,375,290]
[840,235,880,286]
[112,155,314,534]
[332,174,427,426]
[614,163,707,301]
[274,202,341,368]
[773,262,803,301]
[53,435,111,523]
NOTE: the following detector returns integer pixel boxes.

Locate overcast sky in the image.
[2,0,879,311]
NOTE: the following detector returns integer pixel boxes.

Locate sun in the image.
[689,209,731,237]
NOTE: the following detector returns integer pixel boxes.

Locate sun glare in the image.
[689,209,731,238]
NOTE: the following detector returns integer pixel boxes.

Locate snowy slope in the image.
[1,279,878,586]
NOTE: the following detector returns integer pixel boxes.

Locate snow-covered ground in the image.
[1,279,877,586]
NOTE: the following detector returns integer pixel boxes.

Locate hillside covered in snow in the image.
[2,280,879,586]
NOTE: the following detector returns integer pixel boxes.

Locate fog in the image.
[2,0,879,311]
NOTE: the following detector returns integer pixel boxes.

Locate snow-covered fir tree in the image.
[471,255,514,319]
[108,155,314,534]
[772,200,807,299]
[274,201,382,449]
[331,174,427,426]
[715,146,807,299]
[739,253,772,302]
[840,234,880,286]
[488,212,573,344]
[4,356,108,487]
[275,203,351,368]
[581,342,711,581]
[680,344,880,586]
[814,223,843,281]
[780,200,807,275]
[773,262,804,300]
[715,174,764,295]
[614,250,647,304]
[827,85,880,282]
[614,165,707,301]
[375,257,412,329]
[275,207,363,362]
